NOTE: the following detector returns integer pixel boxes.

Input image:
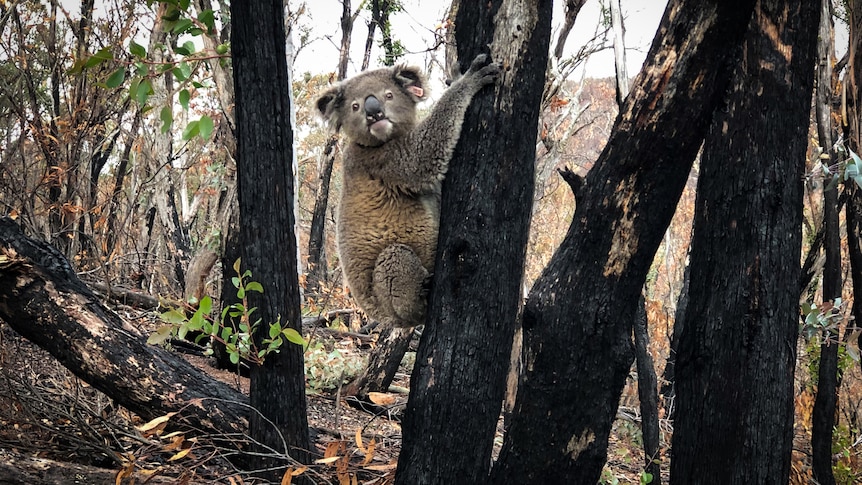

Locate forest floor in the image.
[0,301,692,484]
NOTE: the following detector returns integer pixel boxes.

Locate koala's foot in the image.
[373,244,429,327]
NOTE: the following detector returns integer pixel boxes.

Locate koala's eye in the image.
[352,102,360,111]
[385,92,394,100]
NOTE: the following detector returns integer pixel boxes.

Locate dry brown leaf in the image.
[367,392,396,406]
[168,447,192,461]
[136,412,176,435]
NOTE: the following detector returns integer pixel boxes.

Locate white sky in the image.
[294,1,667,80]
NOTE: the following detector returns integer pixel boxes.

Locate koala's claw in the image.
[467,54,500,86]
[469,53,489,72]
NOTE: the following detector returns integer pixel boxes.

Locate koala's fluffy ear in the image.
[393,65,428,102]
[316,86,343,129]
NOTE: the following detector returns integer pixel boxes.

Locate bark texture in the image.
[670,0,820,482]
[394,1,551,483]
[812,1,841,482]
[231,0,311,476]
[491,1,757,481]
[0,217,249,438]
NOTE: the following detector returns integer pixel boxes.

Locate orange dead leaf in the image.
[315,456,341,465]
[355,427,366,453]
[367,392,396,406]
[364,462,398,472]
[361,438,377,466]
[281,468,293,485]
[324,440,347,458]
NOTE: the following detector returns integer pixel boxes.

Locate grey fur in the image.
[316,54,499,327]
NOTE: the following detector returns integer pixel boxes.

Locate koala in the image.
[316,54,499,327]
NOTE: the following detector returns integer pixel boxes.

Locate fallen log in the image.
[0,218,249,440]
[0,448,199,485]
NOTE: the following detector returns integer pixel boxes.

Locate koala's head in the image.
[316,65,428,147]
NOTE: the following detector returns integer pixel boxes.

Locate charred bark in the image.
[812,1,842,482]
[670,0,819,482]
[492,1,757,481]
[634,297,661,484]
[0,218,249,439]
[231,0,311,478]
[344,325,413,401]
[395,1,552,483]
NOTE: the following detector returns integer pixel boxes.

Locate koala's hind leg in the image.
[373,244,429,327]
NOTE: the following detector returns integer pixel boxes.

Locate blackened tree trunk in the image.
[0,218,249,438]
[491,1,757,482]
[231,0,311,478]
[344,325,413,400]
[670,0,819,482]
[394,1,551,483]
[634,296,661,484]
[660,254,690,420]
[812,1,841,482]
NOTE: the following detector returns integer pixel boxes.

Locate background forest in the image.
[0,0,860,484]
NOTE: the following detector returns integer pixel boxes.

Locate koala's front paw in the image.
[467,53,501,87]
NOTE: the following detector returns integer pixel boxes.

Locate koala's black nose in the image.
[364,95,384,121]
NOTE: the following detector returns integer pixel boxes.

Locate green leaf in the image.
[231,276,240,289]
[182,120,200,140]
[198,9,215,33]
[177,324,189,340]
[199,295,213,315]
[106,68,125,88]
[147,325,174,345]
[198,115,214,140]
[229,351,240,365]
[160,309,188,325]
[236,286,245,299]
[188,311,204,331]
[172,18,193,34]
[160,105,173,133]
[283,328,307,347]
[178,89,190,112]
[215,42,229,55]
[68,58,87,75]
[220,326,233,340]
[245,281,263,293]
[136,78,152,106]
[178,0,190,10]
[179,61,192,80]
[130,41,147,58]
[84,47,113,69]
[173,40,197,56]
[269,322,282,339]
[135,61,148,77]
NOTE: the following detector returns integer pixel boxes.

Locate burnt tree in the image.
[490,0,758,482]
[394,0,552,483]
[670,0,820,482]
[231,0,311,478]
[0,218,249,438]
[811,0,842,482]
